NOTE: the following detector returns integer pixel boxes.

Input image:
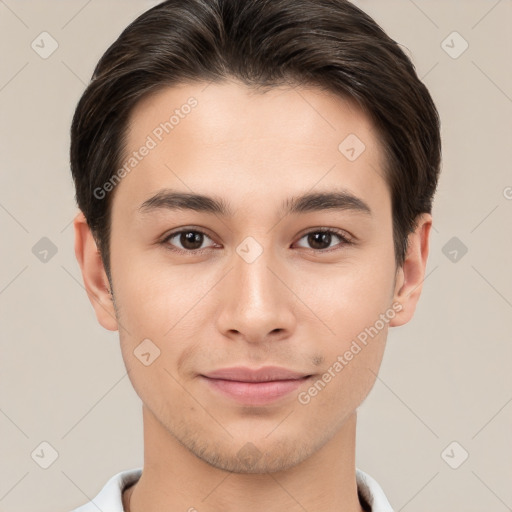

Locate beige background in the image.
[0,1,511,511]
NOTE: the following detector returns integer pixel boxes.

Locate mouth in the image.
[200,366,313,405]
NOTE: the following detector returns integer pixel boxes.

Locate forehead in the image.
[115,79,389,218]
[127,79,380,152]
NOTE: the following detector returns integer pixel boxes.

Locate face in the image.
[101,80,403,473]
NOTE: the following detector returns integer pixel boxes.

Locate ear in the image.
[389,213,432,327]
[73,211,119,331]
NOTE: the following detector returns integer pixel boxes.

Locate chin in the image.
[186,435,314,474]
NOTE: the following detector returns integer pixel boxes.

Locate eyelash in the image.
[160,227,354,255]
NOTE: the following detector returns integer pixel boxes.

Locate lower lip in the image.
[201,376,311,405]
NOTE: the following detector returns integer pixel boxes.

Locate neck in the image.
[124,406,365,512]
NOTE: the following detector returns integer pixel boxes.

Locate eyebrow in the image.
[138,188,372,218]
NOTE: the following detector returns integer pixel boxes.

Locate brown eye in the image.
[179,231,204,250]
[163,229,216,253]
[295,229,352,251]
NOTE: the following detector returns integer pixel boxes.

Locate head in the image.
[72,0,440,473]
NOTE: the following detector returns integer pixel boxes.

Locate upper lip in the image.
[202,366,311,382]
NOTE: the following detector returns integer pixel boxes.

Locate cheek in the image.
[111,253,195,335]
[113,253,395,350]
[296,254,394,406]
[296,258,395,343]
[298,318,389,416]
[111,262,200,402]
[304,341,386,413]
[111,260,219,382]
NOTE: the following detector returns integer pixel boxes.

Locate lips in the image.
[200,366,312,405]
[202,366,310,382]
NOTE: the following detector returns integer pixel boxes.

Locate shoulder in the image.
[356,468,395,512]
[68,467,142,512]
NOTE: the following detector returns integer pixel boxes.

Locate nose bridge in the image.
[234,242,279,309]
[216,237,295,341]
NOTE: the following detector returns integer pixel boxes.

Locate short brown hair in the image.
[70,0,441,280]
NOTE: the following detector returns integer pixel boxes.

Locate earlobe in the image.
[73,211,119,332]
[389,213,432,327]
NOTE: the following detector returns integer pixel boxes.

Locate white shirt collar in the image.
[71,467,394,512]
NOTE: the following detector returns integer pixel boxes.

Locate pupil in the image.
[309,232,331,250]
[182,231,203,250]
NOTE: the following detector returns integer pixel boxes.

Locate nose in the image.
[215,244,297,345]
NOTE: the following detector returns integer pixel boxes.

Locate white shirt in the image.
[70,467,394,512]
